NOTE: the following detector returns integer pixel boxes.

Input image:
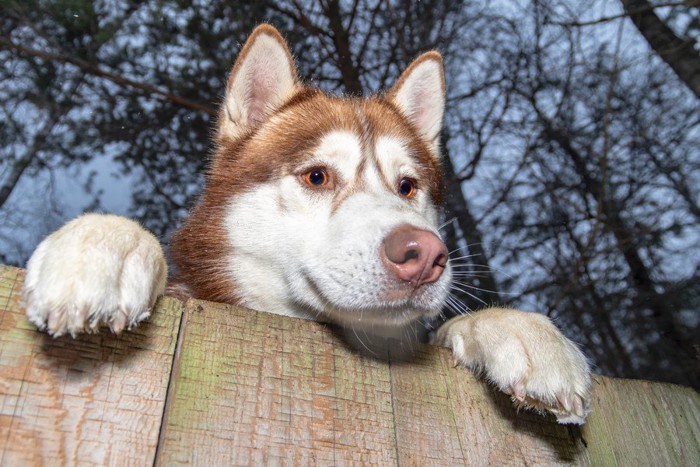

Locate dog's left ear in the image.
[388,52,445,153]
[220,24,298,139]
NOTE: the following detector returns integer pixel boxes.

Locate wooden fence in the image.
[1,265,698,465]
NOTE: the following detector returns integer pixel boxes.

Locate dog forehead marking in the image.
[313,130,363,183]
[374,135,416,181]
[313,129,415,195]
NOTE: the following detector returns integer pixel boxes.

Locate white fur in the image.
[391,58,445,152]
[23,214,167,337]
[222,31,296,138]
[435,308,592,424]
[224,131,450,328]
[311,131,364,183]
[19,30,592,426]
[375,136,421,192]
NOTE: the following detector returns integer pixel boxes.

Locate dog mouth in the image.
[298,228,452,327]
[302,271,449,328]
[380,275,445,303]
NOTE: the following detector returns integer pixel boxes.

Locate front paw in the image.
[22,214,167,337]
[436,308,591,424]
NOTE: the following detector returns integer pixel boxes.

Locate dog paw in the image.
[22,214,167,337]
[435,308,591,424]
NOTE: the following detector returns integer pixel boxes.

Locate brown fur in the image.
[170,30,444,304]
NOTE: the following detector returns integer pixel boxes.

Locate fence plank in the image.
[1,264,699,466]
[582,376,700,465]
[156,298,700,466]
[155,299,399,466]
[0,266,182,466]
[389,347,592,465]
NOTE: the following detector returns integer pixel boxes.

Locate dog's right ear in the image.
[220,24,298,139]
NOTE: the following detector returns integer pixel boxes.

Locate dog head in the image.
[171,24,452,331]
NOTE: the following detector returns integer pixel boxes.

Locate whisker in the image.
[450,272,491,277]
[451,281,497,294]
[444,296,460,315]
[448,253,481,262]
[408,323,421,343]
[444,295,460,315]
[415,319,430,330]
[448,262,517,281]
[448,247,462,256]
[452,280,518,296]
[446,295,472,315]
[450,270,490,275]
[454,295,473,315]
[449,263,492,269]
[351,324,377,356]
[437,217,457,232]
[449,284,489,307]
[447,241,484,251]
[448,264,492,272]
[447,241,487,256]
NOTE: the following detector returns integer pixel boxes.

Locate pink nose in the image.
[381,225,448,287]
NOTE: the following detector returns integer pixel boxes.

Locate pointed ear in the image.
[388,52,445,152]
[220,24,298,138]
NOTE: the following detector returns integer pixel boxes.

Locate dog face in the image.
[171,25,451,330]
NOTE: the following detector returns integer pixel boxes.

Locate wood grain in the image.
[582,375,700,465]
[386,344,591,465]
[156,299,399,466]
[0,266,182,466]
[1,264,699,466]
[155,297,700,466]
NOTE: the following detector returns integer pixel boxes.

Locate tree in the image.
[1,0,698,388]
[621,0,700,98]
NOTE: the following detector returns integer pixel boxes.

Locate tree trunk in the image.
[620,0,700,98]
[323,0,364,95]
[542,118,700,388]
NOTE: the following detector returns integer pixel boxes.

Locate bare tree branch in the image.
[620,0,700,98]
[0,38,217,115]
[0,106,65,209]
[554,1,698,27]
[322,0,363,95]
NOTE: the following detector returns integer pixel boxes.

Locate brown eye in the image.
[303,168,330,187]
[398,178,417,198]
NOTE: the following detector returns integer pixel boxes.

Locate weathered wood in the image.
[155,299,699,466]
[388,347,591,465]
[582,376,700,465]
[1,264,699,466]
[0,266,182,466]
[156,299,399,465]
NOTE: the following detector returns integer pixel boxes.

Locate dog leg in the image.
[434,308,591,424]
[23,214,167,337]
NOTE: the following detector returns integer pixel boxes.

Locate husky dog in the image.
[22,25,590,424]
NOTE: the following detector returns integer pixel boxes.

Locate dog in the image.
[21,24,591,424]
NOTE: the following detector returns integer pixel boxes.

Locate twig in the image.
[554,0,698,27]
[0,38,216,116]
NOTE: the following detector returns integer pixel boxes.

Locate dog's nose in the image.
[381,225,448,287]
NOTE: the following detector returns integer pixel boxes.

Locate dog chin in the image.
[321,302,440,360]
[297,266,451,328]
[315,293,444,329]
[380,282,444,305]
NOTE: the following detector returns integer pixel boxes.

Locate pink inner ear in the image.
[410,84,435,134]
[246,62,278,126]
